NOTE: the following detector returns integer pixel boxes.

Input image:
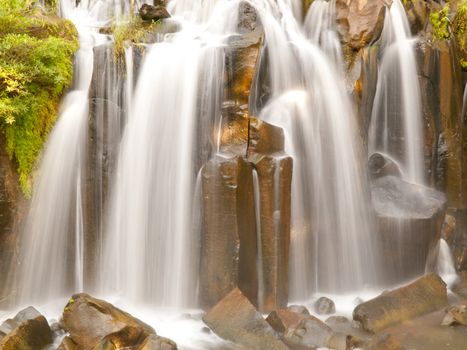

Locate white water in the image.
[436,239,458,287]
[102,0,241,308]
[251,0,378,297]
[368,0,425,185]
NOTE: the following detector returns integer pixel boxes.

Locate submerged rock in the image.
[203,288,288,350]
[441,304,467,326]
[139,4,170,22]
[62,293,169,349]
[353,273,448,333]
[314,297,336,315]
[0,307,52,350]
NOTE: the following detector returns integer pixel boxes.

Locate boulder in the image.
[203,288,288,350]
[452,271,467,298]
[265,309,309,334]
[367,334,405,350]
[282,316,334,349]
[92,326,176,350]
[368,153,403,180]
[335,0,392,50]
[353,273,448,333]
[58,336,80,350]
[0,307,52,350]
[286,305,311,316]
[139,4,170,22]
[62,293,157,349]
[199,156,258,309]
[314,296,336,315]
[372,175,446,283]
[441,304,467,326]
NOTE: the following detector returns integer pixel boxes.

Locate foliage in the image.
[112,16,159,61]
[452,0,467,51]
[429,4,451,40]
[0,1,78,194]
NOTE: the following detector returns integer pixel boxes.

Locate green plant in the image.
[452,0,467,51]
[0,1,78,194]
[430,4,451,40]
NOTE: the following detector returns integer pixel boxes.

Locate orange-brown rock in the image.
[353,273,448,333]
[265,309,309,334]
[248,118,285,156]
[0,307,53,350]
[335,0,392,50]
[200,156,258,309]
[203,288,288,350]
[62,293,156,349]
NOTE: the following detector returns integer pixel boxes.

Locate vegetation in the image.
[0,0,78,194]
[429,4,451,40]
[452,0,467,68]
[112,16,160,62]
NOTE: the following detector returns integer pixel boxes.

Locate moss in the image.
[452,1,467,51]
[0,2,78,194]
[112,16,159,62]
[429,4,451,40]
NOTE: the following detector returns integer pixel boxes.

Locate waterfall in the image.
[436,239,458,287]
[101,0,241,308]
[368,0,425,185]
[11,0,122,305]
[250,0,378,297]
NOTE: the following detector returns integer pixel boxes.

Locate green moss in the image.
[430,4,451,40]
[453,0,467,51]
[0,2,78,194]
[112,16,159,62]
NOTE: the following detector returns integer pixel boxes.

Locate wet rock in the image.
[200,156,258,309]
[441,213,456,243]
[92,326,177,350]
[0,307,53,350]
[58,336,80,350]
[249,153,292,312]
[203,288,288,350]
[404,0,428,35]
[62,293,156,349]
[353,273,448,333]
[248,118,285,156]
[265,309,309,334]
[367,334,405,350]
[139,4,170,22]
[368,153,403,180]
[372,175,446,282]
[282,316,334,349]
[441,304,467,326]
[448,208,467,272]
[287,305,311,316]
[325,316,351,330]
[314,297,336,315]
[335,0,392,50]
[452,271,467,298]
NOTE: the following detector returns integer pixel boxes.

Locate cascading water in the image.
[102,0,241,308]
[250,0,378,298]
[368,0,425,184]
[10,0,122,306]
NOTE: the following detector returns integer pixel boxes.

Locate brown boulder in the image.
[282,316,334,349]
[139,4,170,22]
[335,0,392,50]
[441,304,467,326]
[92,326,177,350]
[0,307,52,350]
[62,293,156,349]
[265,309,309,334]
[199,156,258,309]
[203,288,288,350]
[353,273,448,333]
[367,334,405,350]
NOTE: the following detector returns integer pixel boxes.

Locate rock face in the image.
[452,271,467,298]
[0,307,52,350]
[200,156,258,309]
[62,293,162,349]
[335,0,392,50]
[139,4,170,22]
[353,273,448,333]
[372,175,446,282]
[203,288,288,350]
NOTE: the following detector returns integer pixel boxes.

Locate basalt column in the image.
[248,118,292,313]
[200,156,258,309]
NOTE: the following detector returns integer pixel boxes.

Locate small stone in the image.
[314,296,336,315]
